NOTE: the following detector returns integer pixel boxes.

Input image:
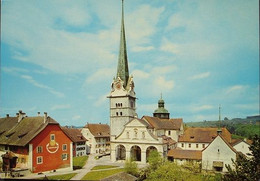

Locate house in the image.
[167,148,202,164]
[177,127,232,150]
[61,127,88,157]
[202,134,237,172]
[0,111,73,173]
[231,139,251,157]
[142,116,183,142]
[81,123,110,154]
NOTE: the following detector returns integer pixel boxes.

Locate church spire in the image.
[116,0,129,88]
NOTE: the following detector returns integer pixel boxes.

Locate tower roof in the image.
[116,0,129,88]
[154,95,169,114]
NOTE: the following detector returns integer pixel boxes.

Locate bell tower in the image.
[108,0,137,137]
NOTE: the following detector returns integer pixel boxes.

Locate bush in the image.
[124,159,139,177]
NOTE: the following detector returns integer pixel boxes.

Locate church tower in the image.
[153,94,170,119]
[108,0,137,137]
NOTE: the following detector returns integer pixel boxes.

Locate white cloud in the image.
[86,68,115,83]
[225,85,245,95]
[160,38,180,54]
[51,104,71,111]
[20,75,64,98]
[189,72,210,80]
[154,76,174,92]
[132,70,150,80]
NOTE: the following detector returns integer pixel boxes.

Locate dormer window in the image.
[18,133,27,139]
[190,136,194,139]
[6,132,15,138]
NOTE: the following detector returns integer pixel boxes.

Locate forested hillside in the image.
[185,116,260,139]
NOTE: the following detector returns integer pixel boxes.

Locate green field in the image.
[91,165,119,170]
[81,168,124,180]
[73,155,88,169]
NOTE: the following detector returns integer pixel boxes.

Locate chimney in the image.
[38,112,41,116]
[18,110,26,123]
[6,114,9,118]
[44,112,47,123]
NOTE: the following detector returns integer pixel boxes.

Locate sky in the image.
[0,0,259,126]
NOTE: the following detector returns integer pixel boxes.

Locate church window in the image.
[120,112,122,116]
[116,112,118,116]
[131,101,134,108]
[120,103,123,107]
[116,103,118,107]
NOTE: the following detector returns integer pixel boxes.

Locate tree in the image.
[124,158,139,177]
[224,135,260,181]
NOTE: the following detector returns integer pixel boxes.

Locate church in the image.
[108,0,184,164]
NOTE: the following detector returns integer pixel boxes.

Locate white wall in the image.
[202,136,236,172]
[233,141,251,157]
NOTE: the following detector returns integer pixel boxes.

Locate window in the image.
[50,134,55,141]
[189,144,191,148]
[62,153,68,160]
[120,112,122,116]
[168,131,171,135]
[196,144,198,148]
[126,132,129,139]
[62,144,67,151]
[181,143,184,147]
[37,146,43,153]
[37,156,43,164]
[116,112,118,116]
[202,144,205,148]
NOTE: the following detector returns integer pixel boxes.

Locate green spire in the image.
[116,0,129,88]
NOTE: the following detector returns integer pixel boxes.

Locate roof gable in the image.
[142,116,183,130]
[202,134,237,154]
[62,127,88,143]
[0,116,58,146]
[84,123,110,137]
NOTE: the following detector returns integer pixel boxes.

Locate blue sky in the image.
[1,0,259,126]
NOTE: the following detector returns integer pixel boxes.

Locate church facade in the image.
[108,1,183,164]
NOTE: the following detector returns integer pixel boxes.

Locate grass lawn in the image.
[91,165,119,170]
[37,173,77,180]
[73,155,88,169]
[81,168,124,180]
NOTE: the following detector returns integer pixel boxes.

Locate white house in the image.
[232,139,251,157]
[202,134,237,172]
[81,123,110,155]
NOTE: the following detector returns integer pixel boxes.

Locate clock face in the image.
[116,83,121,90]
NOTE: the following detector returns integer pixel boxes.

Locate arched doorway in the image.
[146,146,157,162]
[116,145,126,160]
[130,145,141,161]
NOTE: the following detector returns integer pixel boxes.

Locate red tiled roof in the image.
[61,127,88,143]
[84,123,110,137]
[162,135,176,145]
[178,127,231,143]
[167,149,202,160]
[142,116,183,130]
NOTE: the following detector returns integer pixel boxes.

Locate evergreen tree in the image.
[224,135,260,181]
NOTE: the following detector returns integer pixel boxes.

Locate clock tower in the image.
[108,0,137,137]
